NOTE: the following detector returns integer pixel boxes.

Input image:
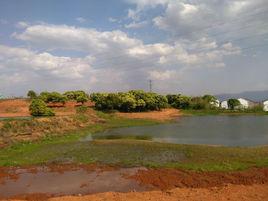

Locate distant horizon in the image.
[1,0,268,96]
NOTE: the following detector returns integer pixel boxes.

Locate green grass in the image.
[1,137,268,171]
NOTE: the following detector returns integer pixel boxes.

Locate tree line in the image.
[28,89,261,117]
[28,90,89,116]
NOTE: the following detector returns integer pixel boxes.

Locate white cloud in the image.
[149,70,174,80]
[76,17,86,23]
[125,20,148,29]
[0,44,93,79]
[2,21,243,95]
[108,17,118,23]
[16,21,30,28]
[14,24,142,53]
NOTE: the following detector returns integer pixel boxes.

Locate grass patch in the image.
[0,138,268,171]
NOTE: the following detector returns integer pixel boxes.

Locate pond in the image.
[88,116,268,147]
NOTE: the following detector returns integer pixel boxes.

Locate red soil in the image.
[47,184,268,201]
[1,166,268,201]
[0,99,94,117]
[116,108,181,121]
[0,99,30,117]
[130,168,268,189]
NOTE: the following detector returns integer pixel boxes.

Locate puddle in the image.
[0,166,152,199]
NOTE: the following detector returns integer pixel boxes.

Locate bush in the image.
[169,95,191,109]
[39,91,67,104]
[27,90,38,99]
[167,94,218,110]
[76,105,88,113]
[228,99,241,110]
[190,97,208,110]
[166,94,181,105]
[64,90,89,104]
[29,99,55,116]
[90,90,168,112]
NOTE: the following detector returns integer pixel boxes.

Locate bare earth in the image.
[1,166,268,201]
[0,99,30,117]
[46,184,268,201]
[116,108,181,121]
[0,99,94,117]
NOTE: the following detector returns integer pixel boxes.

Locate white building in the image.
[263,100,268,112]
[210,99,220,108]
[237,98,249,109]
[221,100,228,109]
[0,93,4,99]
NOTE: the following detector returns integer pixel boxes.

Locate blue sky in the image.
[0,0,268,97]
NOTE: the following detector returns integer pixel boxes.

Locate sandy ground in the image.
[0,99,94,117]
[116,108,180,121]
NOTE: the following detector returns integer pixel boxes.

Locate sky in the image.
[0,0,268,97]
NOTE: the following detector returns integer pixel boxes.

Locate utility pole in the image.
[149,80,152,92]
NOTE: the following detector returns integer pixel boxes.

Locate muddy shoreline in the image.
[1,165,268,200]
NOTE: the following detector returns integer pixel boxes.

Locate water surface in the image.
[0,167,149,198]
[90,116,268,147]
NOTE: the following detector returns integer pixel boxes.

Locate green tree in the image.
[76,95,89,105]
[29,99,55,116]
[166,94,180,105]
[227,99,241,110]
[190,97,208,110]
[27,90,37,99]
[172,96,191,109]
[90,91,168,112]
[39,91,67,104]
[64,90,89,104]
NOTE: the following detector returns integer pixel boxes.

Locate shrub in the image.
[170,95,191,109]
[227,99,241,110]
[27,90,38,99]
[29,99,55,116]
[76,105,88,113]
[40,91,67,104]
[64,90,89,104]
[166,94,181,105]
[90,90,168,112]
[190,97,208,110]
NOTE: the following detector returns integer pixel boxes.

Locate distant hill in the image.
[216,90,268,102]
